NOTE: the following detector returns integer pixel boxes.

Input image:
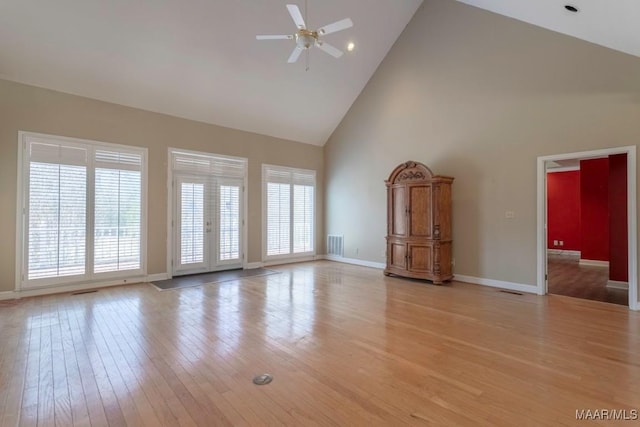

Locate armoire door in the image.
[390,184,407,237]
[408,184,432,238]
[407,242,433,273]
[387,241,407,270]
[174,175,243,275]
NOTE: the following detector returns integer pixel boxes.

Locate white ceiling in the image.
[0,0,422,145]
[458,0,640,58]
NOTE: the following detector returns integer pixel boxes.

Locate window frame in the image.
[262,164,316,261]
[166,148,249,277]
[16,131,148,290]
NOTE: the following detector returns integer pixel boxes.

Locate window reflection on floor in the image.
[265,270,316,343]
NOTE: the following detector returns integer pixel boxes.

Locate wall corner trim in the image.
[454,274,539,295]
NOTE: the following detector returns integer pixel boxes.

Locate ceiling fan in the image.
[256,2,353,67]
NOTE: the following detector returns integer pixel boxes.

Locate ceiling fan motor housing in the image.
[296,30,317,49]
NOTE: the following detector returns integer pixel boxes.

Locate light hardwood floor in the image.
[1,261,640,426]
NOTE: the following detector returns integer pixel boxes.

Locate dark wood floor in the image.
[548,254,628,306]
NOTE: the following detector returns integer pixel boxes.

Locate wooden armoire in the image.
[384,161,454,284]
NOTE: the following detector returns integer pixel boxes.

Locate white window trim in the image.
[15,131,148,291]
[262,164,316,261]
[166,148,249,278]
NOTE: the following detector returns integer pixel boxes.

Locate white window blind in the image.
[94,148,143,273]
[180,182,205,265]
[21,134,146,287]
[219,185,240,261]
[293,184,314,253]
[172,151,246,178]
[264,165,315,258]
[267,182,291,256]
[28,162,87,280]
[94,169,142,272]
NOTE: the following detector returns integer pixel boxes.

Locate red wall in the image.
[609,154,628,281]
[547,171,581,251]
[580,158,609,261]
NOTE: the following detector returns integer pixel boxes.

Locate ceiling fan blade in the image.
[318,18,353,36]
[286,4,306,29]
[288,46,303,63]
[256,35,294,40]
[316,41,343,58]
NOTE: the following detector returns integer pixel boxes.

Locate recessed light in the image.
[347,42,355,52]
[564,5,579,12]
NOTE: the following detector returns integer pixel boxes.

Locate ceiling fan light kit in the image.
[256,3,354,68]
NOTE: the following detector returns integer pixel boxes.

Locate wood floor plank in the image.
[63,298,109,427]
[50,304,73,427]
[55,301,90,427]
[1,261,640,426]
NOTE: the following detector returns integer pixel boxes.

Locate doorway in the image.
[168,149,247,277]
[537,146,638,310]
[546,157,627,305]
[174,174,243,275]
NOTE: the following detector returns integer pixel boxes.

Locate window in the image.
[19,133,146,288]
[263,165,315,258]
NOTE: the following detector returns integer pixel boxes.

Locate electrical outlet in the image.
[553,240,558,246]
[505,211,515,219]
[559,241,564,246]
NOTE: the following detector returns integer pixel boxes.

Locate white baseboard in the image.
[322,256,537,294]
[579,259,609,267]
[262,255,319,267]
[146,273,170,282]
[5,276,147,300]
[0,291,17,301]
[245,262,264,269]
[454,274,538,295]
[548,249,581,256]
[323,255,386,270]
[606,280,629,290]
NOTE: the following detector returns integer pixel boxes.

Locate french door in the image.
[174,174,243,275]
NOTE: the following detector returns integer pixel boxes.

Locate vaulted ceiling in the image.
[0,0,422,145]
[1,1,638,146]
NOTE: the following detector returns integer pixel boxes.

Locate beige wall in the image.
[0,79,323,292]
[324,0,640,291]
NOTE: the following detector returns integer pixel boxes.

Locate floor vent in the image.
[327,234,344,257]
[498,290,523,296]
[72,290,98,296]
